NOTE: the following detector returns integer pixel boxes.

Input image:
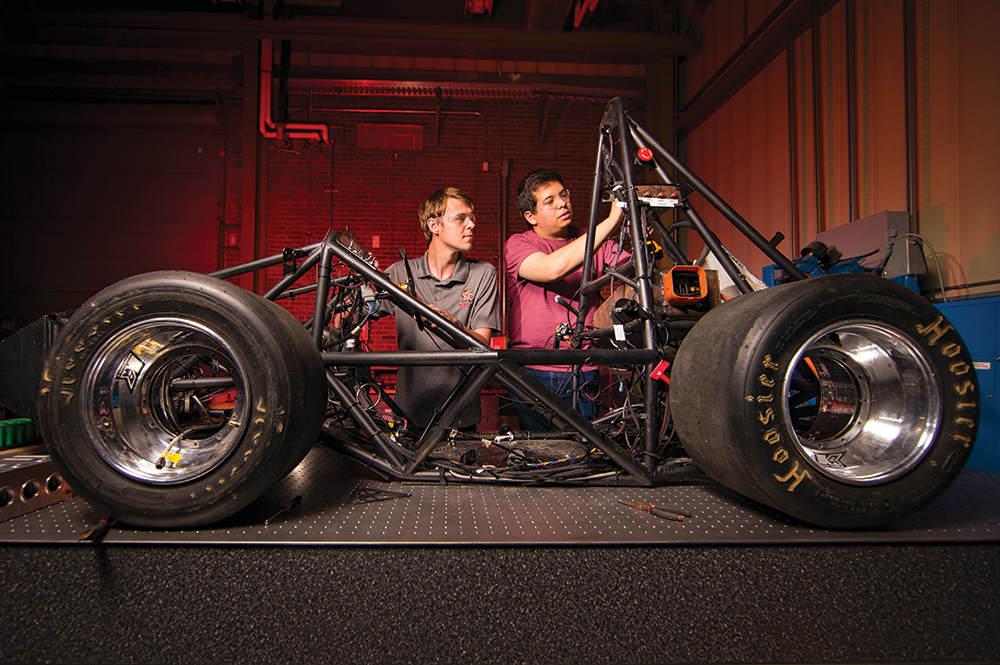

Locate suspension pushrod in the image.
[579,260,635,296]
[263,245,324,301]
[273,283,318,300]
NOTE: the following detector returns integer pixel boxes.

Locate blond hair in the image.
[418,187,475,243]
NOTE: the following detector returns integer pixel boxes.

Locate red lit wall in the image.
[0,104,221,327]
[219,96,642,351]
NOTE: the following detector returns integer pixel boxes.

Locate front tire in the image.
[38,271,327,528]
[671,275,979,528]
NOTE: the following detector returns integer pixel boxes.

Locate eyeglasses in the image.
[434,212,476,226]
[538,189,570,211]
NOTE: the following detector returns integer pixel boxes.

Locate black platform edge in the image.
[4,446,999,547]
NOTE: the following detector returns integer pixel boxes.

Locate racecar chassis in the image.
[33,99,980,529]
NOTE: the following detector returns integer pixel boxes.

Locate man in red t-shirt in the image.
[504,168,626,430]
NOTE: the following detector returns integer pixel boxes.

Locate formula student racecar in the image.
[23,98,979,530]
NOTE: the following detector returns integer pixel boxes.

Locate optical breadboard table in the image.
[3,444,999,547]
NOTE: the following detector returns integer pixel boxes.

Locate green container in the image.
[0,418,41,450]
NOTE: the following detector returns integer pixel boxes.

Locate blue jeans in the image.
[512,368,600,431]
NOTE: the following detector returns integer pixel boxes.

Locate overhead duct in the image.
[286,79,644,103]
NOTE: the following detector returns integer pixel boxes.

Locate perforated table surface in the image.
[4,444,1000,546]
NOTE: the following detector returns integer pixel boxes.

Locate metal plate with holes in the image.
[2,445,1000,545]
[0,447,74,523]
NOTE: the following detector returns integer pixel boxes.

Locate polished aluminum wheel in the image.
[81,317,248,484]
[782,321,942,485]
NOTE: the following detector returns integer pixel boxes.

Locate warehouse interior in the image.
[2,1,999,663]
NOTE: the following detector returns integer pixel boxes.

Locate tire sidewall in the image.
[40,272,307,526]
[734,276,979,527]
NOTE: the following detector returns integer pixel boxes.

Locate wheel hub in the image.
[82,318,250,484]
[782,321,942,484]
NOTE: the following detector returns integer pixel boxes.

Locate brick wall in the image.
[222,96,645,351]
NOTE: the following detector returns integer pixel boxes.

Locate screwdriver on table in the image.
[620,500,691,522]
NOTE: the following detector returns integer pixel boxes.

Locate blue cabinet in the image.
[936,296,998,473]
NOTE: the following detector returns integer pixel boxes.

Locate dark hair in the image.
[515,168,564,221]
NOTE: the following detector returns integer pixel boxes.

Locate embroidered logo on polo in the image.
[459,289,474,307]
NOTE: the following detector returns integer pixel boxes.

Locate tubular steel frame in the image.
[206,98,805,487]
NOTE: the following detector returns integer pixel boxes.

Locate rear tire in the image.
[671,275,979,528]
[38,271,327,528]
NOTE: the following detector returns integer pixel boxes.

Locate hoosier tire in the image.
[38,271,327,528]
[670,275,979,528]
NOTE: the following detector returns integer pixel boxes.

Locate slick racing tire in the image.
[670,275,979,528]
[38,271,327,528]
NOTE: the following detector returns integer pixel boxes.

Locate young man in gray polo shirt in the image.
[383,187,500,430]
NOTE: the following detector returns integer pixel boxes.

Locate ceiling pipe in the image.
[259,38,329,142]
[573,0,601,28]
